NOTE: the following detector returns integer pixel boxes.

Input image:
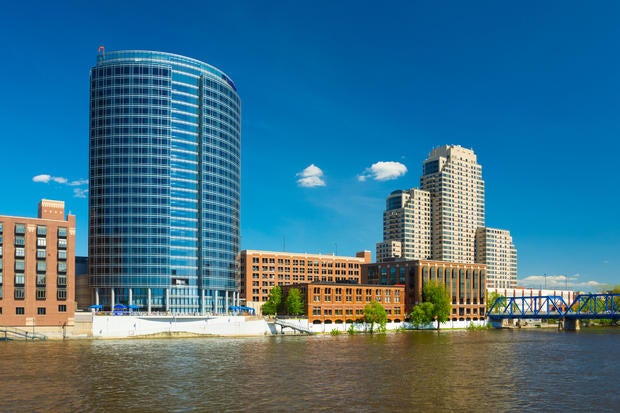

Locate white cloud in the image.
[296,164,326,187]
[32,174,52,183]
[33,173,88,198]
[69,179,88,186]
[358,161,407,182]
[73,188,89,199]
[519,274,606,292]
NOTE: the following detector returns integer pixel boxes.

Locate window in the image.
[15,260,25,271]
[37,237,47,247]
[57,276,67,287]
[37,261,47,272]
[15,247,25,257]
[16,307,25,315]
[58,305,66,312]
[14,287,25,300]
[58,227,67,238]
[15,224,25,234]
[58,262,67,273]
[37,226,47,236]
[57,288,67,300]
[15,273,25,285]
[36,288,46,300]
[37,249,46,259]
[37,307,46,315]
[58,239,67,248]
[14,236,25,246]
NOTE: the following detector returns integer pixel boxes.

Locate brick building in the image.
[363,259,487,322]
[281,282,406,324]
[0,200,76,327]
[239,250,371,310]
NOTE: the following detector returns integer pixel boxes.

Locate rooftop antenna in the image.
[97,45,105,62]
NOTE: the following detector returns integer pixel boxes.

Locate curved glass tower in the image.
[89,50,241,313]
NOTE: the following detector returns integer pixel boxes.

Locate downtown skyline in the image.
[1,1,619,291]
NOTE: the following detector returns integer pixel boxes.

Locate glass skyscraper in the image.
[89,50,241,313]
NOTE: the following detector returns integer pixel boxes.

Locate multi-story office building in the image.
[281,283,406,324]
[89,50,241,313]
[0,200,76,327]
[378,188,430,262]
[376,240,402,263]
[420,145,484,263]
[363,260,487,322]
[475,227,517,289]
[239,250,371,309]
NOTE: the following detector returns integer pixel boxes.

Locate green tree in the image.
[409,282,451,330]
[261,285,282,316]
[487,291,507,314]
[284,287,304,316]
[363,300,387,333]
[410,302,434,328]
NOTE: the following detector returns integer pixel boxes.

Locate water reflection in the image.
[1,329,619,412]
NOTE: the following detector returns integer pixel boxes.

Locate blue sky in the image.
[1,1,618,291]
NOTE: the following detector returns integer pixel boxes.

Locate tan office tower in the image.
[378,189,431,262]
[421,145,484,263]
[475,227,517,289]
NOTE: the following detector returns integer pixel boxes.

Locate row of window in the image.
[0,286,67,300]
[311,307,402,316]
[9,274,67,287]
[8,225,67,237]
[0,304,67,315]
[250,257,361,268]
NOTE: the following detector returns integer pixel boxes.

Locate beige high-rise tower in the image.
[377,189,431,262]
[420,145,484,263]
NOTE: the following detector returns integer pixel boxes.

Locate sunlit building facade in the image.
[475,227,517,289]
[89,50,241,313]
[420,145,484,263]
[0,200,76,327]
[378,188,431,262]
[363,260,487,322]
[239,250,371,311]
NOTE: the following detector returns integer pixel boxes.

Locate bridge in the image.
[487,293,620,330]
[0,327,48,341]
[273,319,313,335]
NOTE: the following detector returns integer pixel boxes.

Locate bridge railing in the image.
[487,293,620,320]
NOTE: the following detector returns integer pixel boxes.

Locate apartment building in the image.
[281,282,406,324]
[0,200,76,327]
[475,227,517,289]
[239,250,371,308]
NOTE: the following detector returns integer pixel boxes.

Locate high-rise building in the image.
[378,189,430,262]
[475,227,517,289]
[420,145,484,263]
[0,200,76,327]
[89,50,241,313]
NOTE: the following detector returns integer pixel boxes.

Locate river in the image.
[1,328,618,412]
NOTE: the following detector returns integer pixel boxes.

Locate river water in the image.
[1,328,618,412]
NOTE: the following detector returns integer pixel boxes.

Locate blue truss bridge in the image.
[487,293,620,325]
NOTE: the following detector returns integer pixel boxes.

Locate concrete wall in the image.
[92,315,271,338]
